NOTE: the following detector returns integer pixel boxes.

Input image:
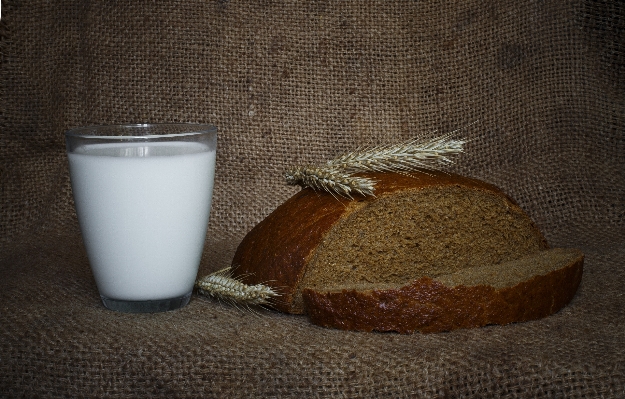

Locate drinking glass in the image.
[66,123,217,312]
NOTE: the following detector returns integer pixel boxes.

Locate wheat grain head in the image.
[284,166,375,198]
[328,134,466,174]
[284,131,469,198]
[195,267,279,309]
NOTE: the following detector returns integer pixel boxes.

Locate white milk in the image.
[68,141,216,301]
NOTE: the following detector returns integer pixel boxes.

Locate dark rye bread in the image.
[231,171,583,332]
[303,248,584,333]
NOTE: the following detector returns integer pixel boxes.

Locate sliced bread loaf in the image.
[303,248,583,333]
[231,171,582,332]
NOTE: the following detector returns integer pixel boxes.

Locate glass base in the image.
[100,292,192,313]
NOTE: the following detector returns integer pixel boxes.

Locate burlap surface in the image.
[1,0,623,397]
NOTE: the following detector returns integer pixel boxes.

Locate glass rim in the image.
[65,123,217,140]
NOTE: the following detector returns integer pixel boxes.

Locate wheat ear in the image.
[285,133,466,198]
[284,166,375,198]
[328,134,465,174]
[195,267,279,308]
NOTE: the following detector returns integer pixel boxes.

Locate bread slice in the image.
[231,171,582,331]
[303,248,583,333]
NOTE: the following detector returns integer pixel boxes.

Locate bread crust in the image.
[232,171,548,314]
[302,250,583,334]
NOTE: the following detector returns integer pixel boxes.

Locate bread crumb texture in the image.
[302,187,547,290]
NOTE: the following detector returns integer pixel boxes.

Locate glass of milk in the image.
[66,124,217,313]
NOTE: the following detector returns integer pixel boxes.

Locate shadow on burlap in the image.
[1,1,623,397]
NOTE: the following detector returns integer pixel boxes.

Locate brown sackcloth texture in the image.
[1,0,623,397]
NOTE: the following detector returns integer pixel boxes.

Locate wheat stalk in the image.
[195,267,279,309]
[285,133,466,198]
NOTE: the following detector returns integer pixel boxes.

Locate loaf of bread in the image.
[231,171,583,333]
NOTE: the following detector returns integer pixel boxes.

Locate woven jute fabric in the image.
[1,0,623,397]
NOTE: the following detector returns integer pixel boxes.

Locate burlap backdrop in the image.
[1,0,623,397]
